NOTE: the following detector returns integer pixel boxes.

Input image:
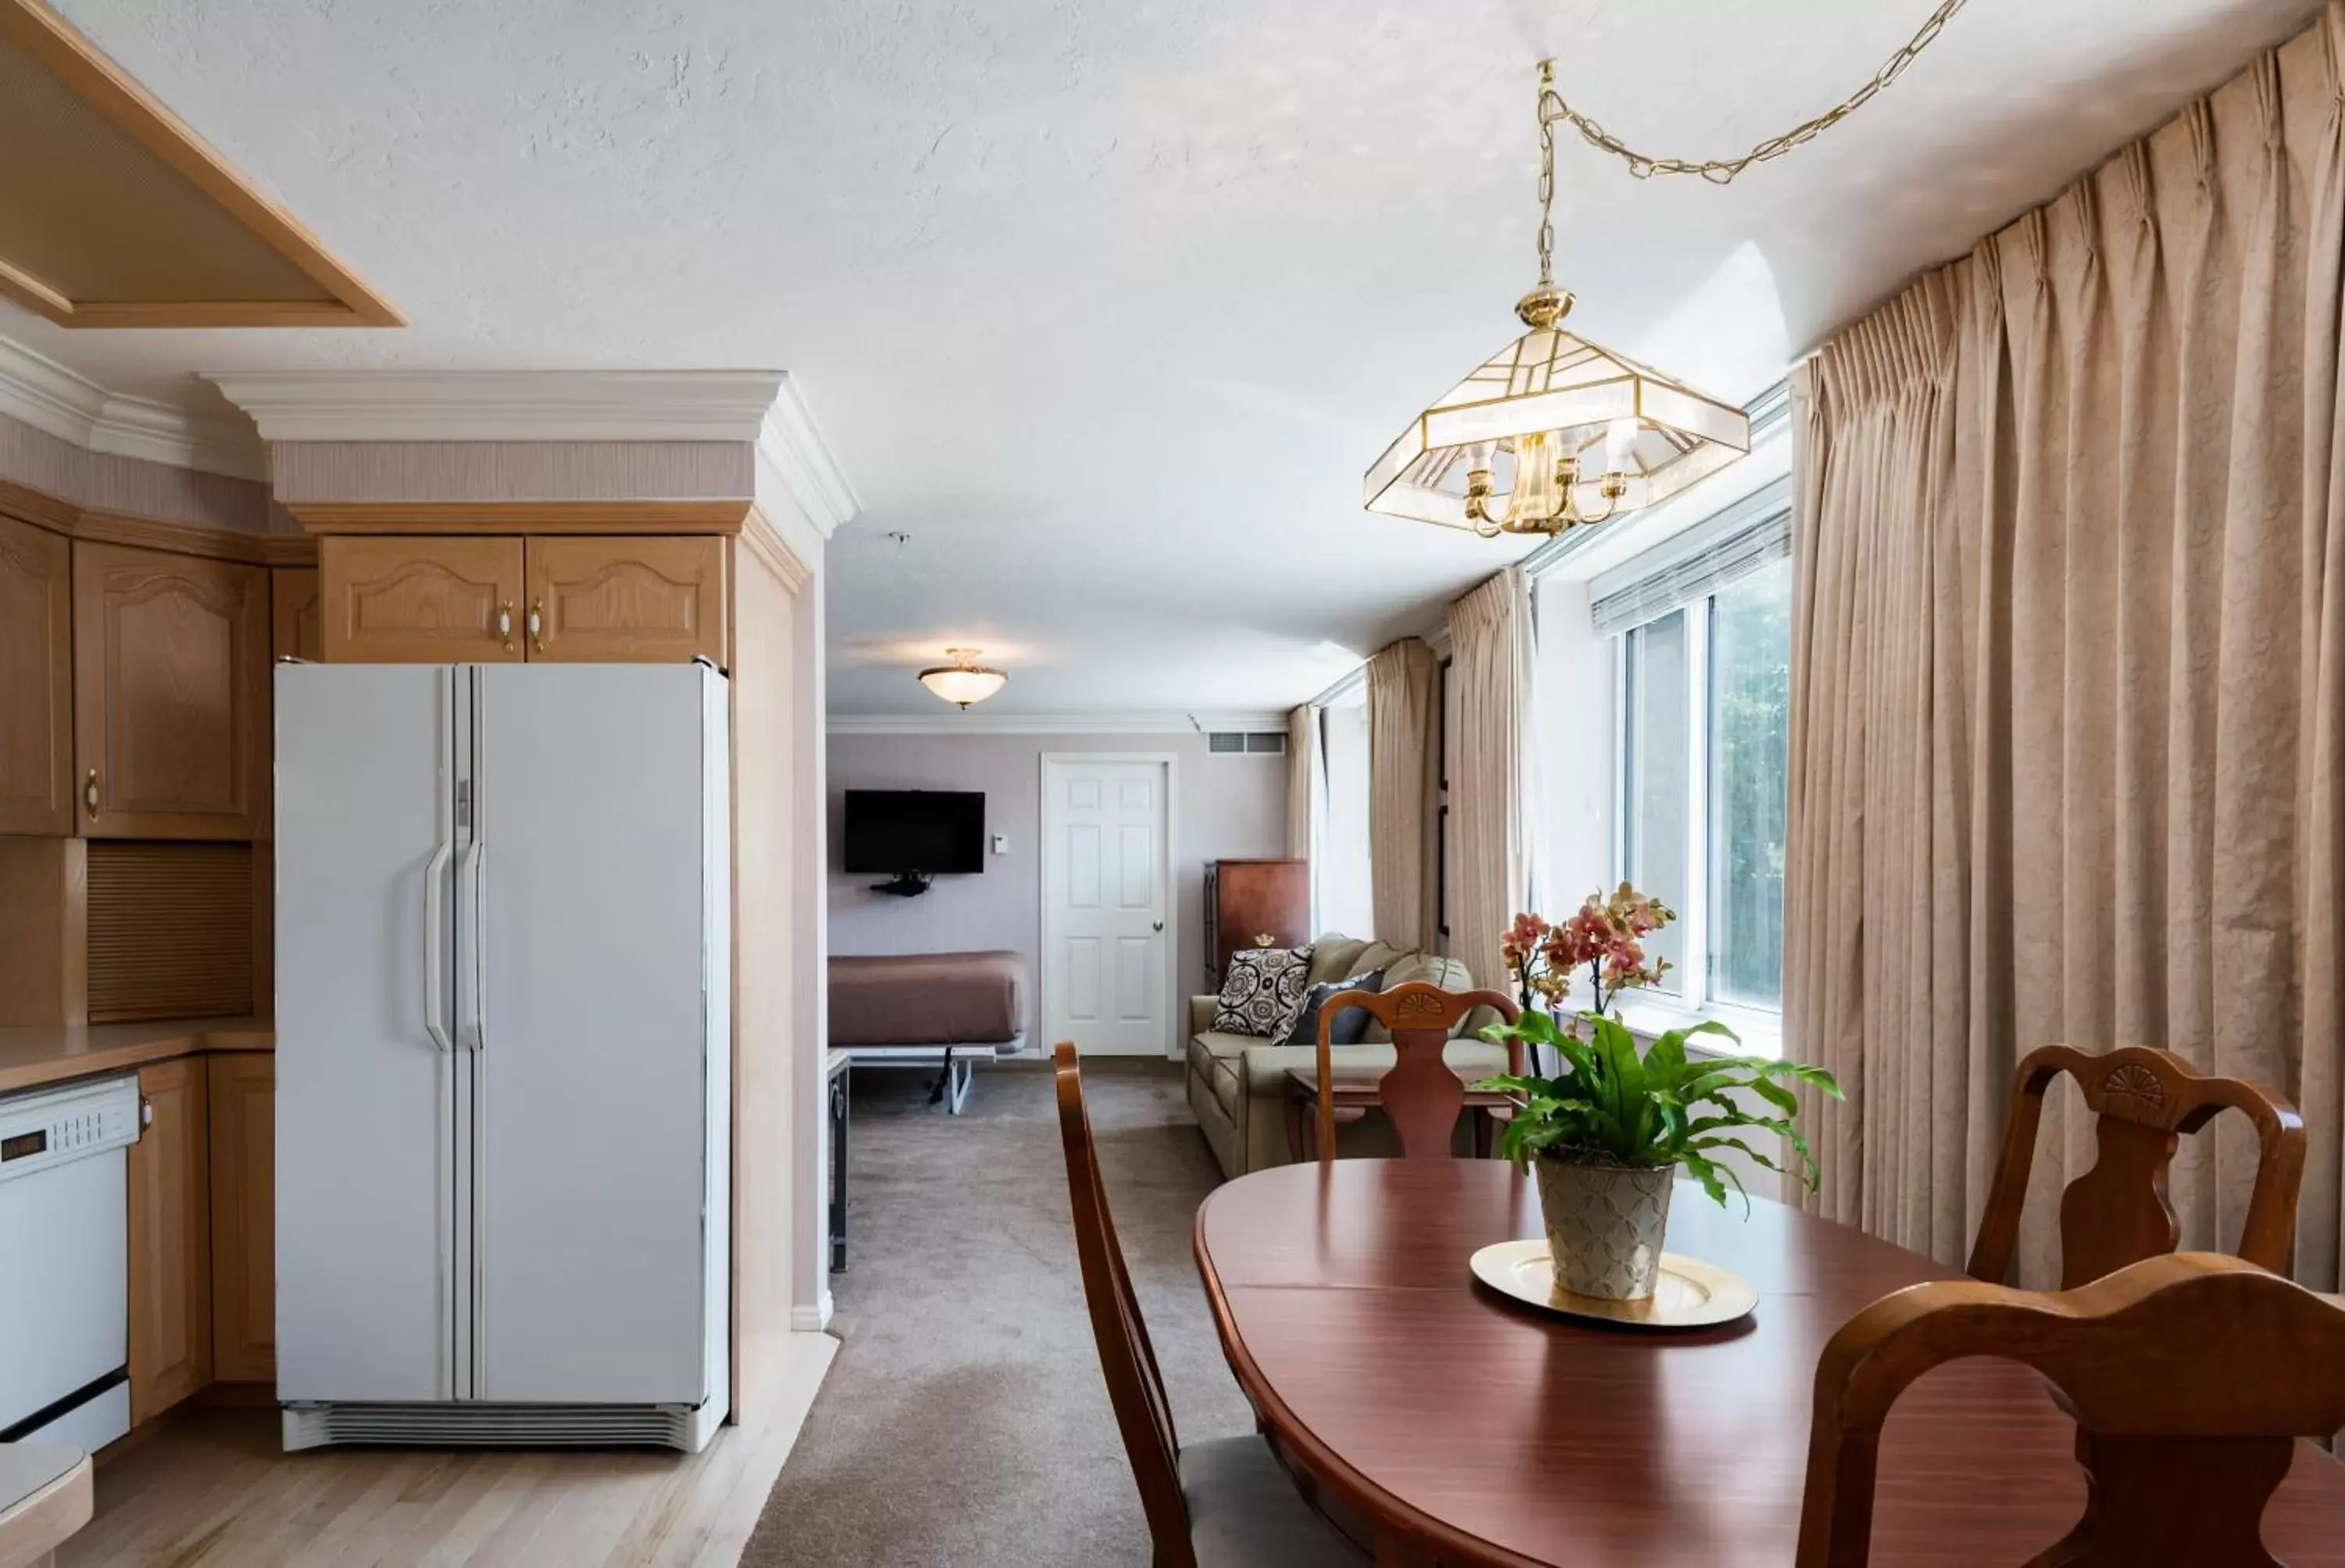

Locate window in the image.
[1707,562,1791,1008]
[1620,610,1690,994]
[1613,552,1792,1016]
[1316,700,1374,940]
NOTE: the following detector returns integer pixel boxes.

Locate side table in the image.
[1282,1064,1514,1162]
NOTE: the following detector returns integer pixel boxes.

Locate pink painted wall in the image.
[827,731,1288,1044]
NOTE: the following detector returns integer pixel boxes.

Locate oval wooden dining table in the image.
[1194,1158,2345,1566]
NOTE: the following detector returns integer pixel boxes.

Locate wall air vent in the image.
[1207,732,1287,756]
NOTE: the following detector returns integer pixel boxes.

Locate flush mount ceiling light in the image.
[918,648,1008,711]
[1367,3,1964,539]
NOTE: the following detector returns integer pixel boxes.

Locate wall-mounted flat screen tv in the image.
[843,789,986,875]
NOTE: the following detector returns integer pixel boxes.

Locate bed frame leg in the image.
[925,1044,975,1115]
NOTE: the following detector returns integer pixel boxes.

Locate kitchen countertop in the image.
[0,1443,91,1568]
[0,1017,273,1096]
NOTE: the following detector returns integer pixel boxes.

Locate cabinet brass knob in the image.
[496,601,515,655]
[1255,933,1276,947]
[84,768,99,818]
[528,599,546,654]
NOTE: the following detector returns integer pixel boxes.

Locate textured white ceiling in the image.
[7,0,2322,714]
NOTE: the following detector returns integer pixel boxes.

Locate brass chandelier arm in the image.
[1540,0,1968,184]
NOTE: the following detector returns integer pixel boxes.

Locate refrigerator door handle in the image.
[457,840,486,1054]
[423,840,453,1053]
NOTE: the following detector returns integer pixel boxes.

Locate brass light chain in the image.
[1535,59,1557,286]
[1538,0,1968,184]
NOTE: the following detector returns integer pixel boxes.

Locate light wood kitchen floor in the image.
[59,1343,834,1568]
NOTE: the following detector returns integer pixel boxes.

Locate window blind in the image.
[1589,496,1791,636]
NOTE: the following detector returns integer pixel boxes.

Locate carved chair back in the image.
[1054,1041,1194,1567]
[1313,981,1520,1164]
[1798,1252,2345,1566]
[1967,1044,2305,1289]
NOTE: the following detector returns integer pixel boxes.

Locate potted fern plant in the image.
[1476,887,1842,1302]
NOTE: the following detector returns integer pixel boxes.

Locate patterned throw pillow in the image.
[1212,947,1312,1039]
[1281,968,1385,1047]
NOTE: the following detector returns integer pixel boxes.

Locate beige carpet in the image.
[742,1057,1249,1566]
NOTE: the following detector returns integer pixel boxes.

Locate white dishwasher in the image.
[0,1073,140,1451]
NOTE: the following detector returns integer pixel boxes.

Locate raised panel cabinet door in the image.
[208,1054,276,1384]
[0,515,74,835]
[73,542,270,839]
[523,535,727,663]
[271,567,322,661]
[320,535,524,664]
[130,1055,212,1424]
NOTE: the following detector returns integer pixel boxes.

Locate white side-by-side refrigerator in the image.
[274,661,729,1452]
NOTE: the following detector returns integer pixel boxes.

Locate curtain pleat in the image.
[1448,567,1535,993]
[1789,2,2345,1287]
[1366,638,1441,953]
[1285,704,1319,864]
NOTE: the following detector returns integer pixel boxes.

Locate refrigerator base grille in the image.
[283,1399,722,1453]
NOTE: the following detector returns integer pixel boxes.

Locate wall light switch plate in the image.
[992,833,1009,854]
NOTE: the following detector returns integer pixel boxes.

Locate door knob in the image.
[1152,919,1165,932]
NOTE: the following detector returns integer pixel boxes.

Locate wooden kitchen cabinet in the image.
[271,566,323,661]
[523,535,727,664]
[129,1056,212,1424]
[320,535,524,663]
[207,1054,276,1384]
[73,541,270,839]
[0,515,75,836]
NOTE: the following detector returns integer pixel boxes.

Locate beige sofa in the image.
[1185,934,1509,1179]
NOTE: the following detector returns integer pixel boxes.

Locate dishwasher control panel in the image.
[0,1074,139,1183]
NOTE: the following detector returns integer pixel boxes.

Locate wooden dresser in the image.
[1202,858,1310,986]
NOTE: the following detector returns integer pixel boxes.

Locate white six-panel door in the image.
[1041,757,1172,1056]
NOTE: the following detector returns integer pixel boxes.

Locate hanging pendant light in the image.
[918,648,1008,710]
[1364,61,1750,538]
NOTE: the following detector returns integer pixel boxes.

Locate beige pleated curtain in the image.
[1285,703,1319,863]
[1366,637,1441,952]
[1448,567,1537,993]
[1787,7,2345,1290]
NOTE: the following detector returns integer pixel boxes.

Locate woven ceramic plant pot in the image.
[1534,1155,1677,1301]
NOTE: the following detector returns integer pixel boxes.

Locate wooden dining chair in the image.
[1053,1043,1366,1568]
[1967,1044,2306,1288]
[1312,981,1520,1165]
[1797,1251,2345,1566]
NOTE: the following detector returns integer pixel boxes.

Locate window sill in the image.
[1610,997,1786,1061]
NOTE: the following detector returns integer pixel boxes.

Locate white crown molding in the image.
[829,710,1287,736]
[1309,664,1369,708]
[755,376,860,541]
[204,369,788,444]
[0,334,266,481]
